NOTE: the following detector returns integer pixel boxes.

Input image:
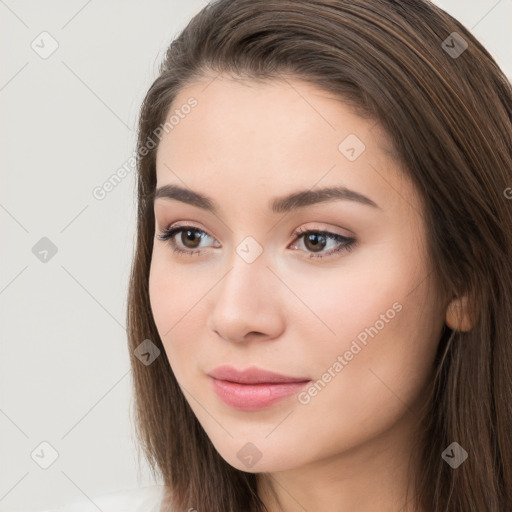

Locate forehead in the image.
[157,74,392,159]
[154,75,417,215]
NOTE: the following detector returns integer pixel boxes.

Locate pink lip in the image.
[207,365,311,411]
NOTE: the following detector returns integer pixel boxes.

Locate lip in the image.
[207,365,311,411]
[207,364,311,384]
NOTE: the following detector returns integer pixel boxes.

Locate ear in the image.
[445,295,476,332]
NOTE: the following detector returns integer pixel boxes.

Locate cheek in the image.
[148,251,202,365]
[300,272,439,420]
[279,244,412,350]
[289,241,441,404]
[298,309,440,458]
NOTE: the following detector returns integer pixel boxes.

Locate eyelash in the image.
[156,225,356,260]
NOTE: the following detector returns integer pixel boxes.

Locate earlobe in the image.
[445,295,475,332]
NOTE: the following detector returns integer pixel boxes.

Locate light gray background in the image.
[1,1,510,510]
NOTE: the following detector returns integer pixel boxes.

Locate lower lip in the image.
[209,377,311,411]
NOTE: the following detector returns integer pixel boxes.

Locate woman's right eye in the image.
[157,226,219,256]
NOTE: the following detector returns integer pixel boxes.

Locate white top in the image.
[35,485,167,512]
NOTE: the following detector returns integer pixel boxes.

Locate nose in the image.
[206,252,286,343]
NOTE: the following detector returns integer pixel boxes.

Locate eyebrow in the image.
[152,183,380,214]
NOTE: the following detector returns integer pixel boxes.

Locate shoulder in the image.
[36,485,167,512]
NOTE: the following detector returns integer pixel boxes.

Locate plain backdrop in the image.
[1,1,511,510]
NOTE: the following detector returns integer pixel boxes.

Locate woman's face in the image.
[149,74,446,473]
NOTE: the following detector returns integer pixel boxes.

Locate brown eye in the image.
[157,225,218,256]
[302,232,327,252]
[291,228,356,260]
[180,229,204,249]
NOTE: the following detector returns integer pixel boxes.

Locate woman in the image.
[43,0,512,510]
[130,0,512,510]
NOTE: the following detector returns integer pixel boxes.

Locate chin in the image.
[209,437,302,473]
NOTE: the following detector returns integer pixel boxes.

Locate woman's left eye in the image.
[290,227,356,259]
[157,225,356,260]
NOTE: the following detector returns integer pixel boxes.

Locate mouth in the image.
[207,365,312,411]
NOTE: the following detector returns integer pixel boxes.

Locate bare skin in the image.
[148,74,467,512]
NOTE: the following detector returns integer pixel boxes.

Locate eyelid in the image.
[288,222,353,240]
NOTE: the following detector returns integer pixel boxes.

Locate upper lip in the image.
[207,365,311,384]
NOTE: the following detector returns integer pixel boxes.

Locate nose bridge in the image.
[208,240,283,341]
[218,244,269,311]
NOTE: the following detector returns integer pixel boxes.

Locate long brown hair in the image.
[126,1,512,510]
